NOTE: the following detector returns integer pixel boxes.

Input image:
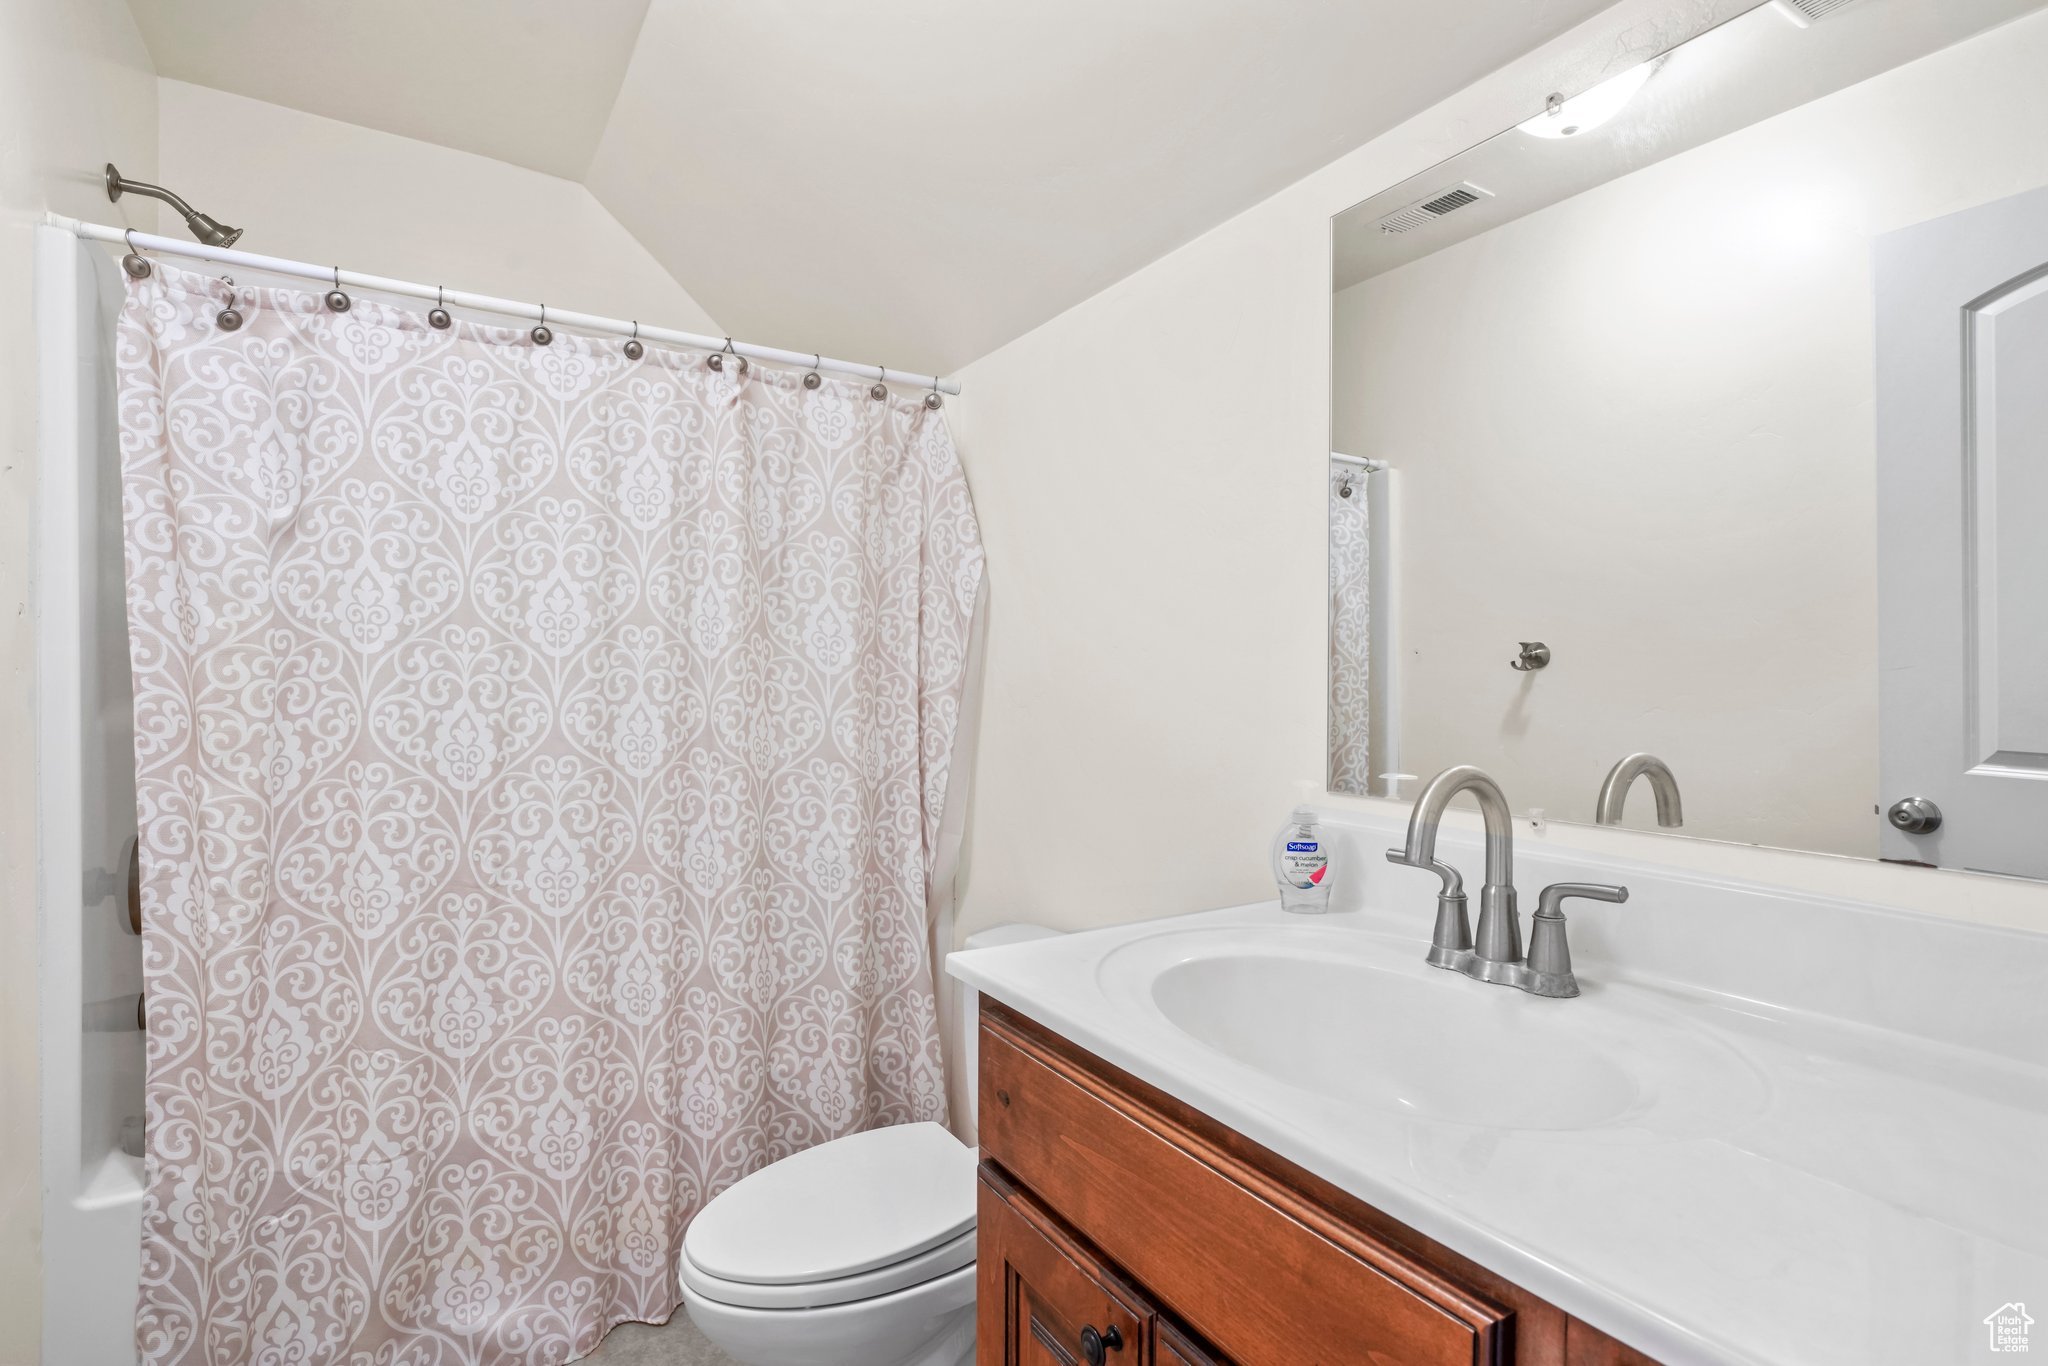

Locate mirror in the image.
[1328,0,2048,877]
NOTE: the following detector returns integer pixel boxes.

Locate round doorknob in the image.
[1080,1324,1124,1365]
[1887,796,1943,834]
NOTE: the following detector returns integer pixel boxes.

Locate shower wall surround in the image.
[117,263,982,1363]
[5,2,158,1360]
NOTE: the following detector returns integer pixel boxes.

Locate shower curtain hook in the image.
[803,353,822,390]
[710,336,747,376]
[428,284,452,330]
[121,228,152,279]
[870,366,889,402]
[531,304,553,346]
[324,265,351,313]
[214,274,243,332]
[924,375,943,410]
[624,320,644,361]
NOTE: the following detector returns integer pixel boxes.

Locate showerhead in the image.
[106,163,243,248]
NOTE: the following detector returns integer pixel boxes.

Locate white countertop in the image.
[946,814,2048,1366]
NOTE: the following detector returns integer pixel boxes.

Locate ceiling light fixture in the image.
[1518,61,1657,141]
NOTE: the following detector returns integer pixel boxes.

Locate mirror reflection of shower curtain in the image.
[1329,460,1372,794]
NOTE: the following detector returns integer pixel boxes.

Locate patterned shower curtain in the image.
[118,263,984,1365]
[1328,462,1371,795]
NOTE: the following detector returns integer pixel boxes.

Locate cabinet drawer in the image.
[979,1008,1508,1366]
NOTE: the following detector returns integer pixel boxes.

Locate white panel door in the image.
[1877,183,2048,877]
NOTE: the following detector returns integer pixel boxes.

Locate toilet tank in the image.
[951,923,1061,1139]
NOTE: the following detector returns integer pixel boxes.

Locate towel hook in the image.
[428,285,451,330]
[121,229,152,279]
[803,353,823,390]
[324,265,351,313]
[531,304,553,346]
[623,320,644,360]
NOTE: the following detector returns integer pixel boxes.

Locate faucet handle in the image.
[1385,848,1463,895]
[1524,882,1628,999]
[1534,881,1628,919]
[1386,851,1472,967]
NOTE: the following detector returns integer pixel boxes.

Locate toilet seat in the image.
[682,1121,977,1311]
[681,1227,976,1310]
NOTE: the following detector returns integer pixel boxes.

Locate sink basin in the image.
[1151,953,1641,1130]
[1101,924,1766,1137]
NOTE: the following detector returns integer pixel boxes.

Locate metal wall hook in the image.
[428,285,451,330]
[623,320,643,360]
[324,265,351,313]
[1511,641,1551,672]
[803,353,822,390]
[530,304,553,346]
[121,228,152,279]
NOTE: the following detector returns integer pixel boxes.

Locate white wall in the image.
[1332,8,2048,859]
[157,80,719,333]
[0,6,159,1358]
[947,0,2048,942]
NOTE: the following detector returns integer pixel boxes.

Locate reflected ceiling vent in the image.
[1770,0,1860,26]
[1375,182,1495,235]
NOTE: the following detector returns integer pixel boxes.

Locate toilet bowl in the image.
[680,1121,977,1366]
[680,924,1059,1366]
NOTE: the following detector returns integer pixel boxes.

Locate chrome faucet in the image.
[1595,753,1683,828]
[1387,764,1627,998]
[1386,765,1522,985]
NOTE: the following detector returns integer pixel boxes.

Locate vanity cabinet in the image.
[976,1000,1662,1366]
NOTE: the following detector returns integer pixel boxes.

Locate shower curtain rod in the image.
[48,215,963,396]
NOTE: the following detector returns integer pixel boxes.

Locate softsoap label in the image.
[1281,840,1327,889]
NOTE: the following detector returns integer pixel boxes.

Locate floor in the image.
[580,1314,739,1365]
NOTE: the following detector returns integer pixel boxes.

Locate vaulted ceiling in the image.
[124,0,1617,375]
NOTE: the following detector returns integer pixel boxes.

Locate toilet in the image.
[679,924,1059,1366]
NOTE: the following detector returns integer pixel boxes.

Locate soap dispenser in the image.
[1271,806,1332,914]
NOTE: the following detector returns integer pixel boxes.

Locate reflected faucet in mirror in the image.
[1595,753,1683,828]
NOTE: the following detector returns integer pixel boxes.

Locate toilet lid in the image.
[684,1122,976,1287]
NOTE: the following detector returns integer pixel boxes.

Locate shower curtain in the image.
[118,263,984,1365]
[1328,463,1371,795]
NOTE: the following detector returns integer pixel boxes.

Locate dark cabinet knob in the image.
[1080,1324,1124,1366]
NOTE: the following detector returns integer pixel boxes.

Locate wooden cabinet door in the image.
[979,1168,1152,1366]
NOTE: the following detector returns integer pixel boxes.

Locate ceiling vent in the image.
[1770,0,1861,26]
[1375,181,1495,235]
